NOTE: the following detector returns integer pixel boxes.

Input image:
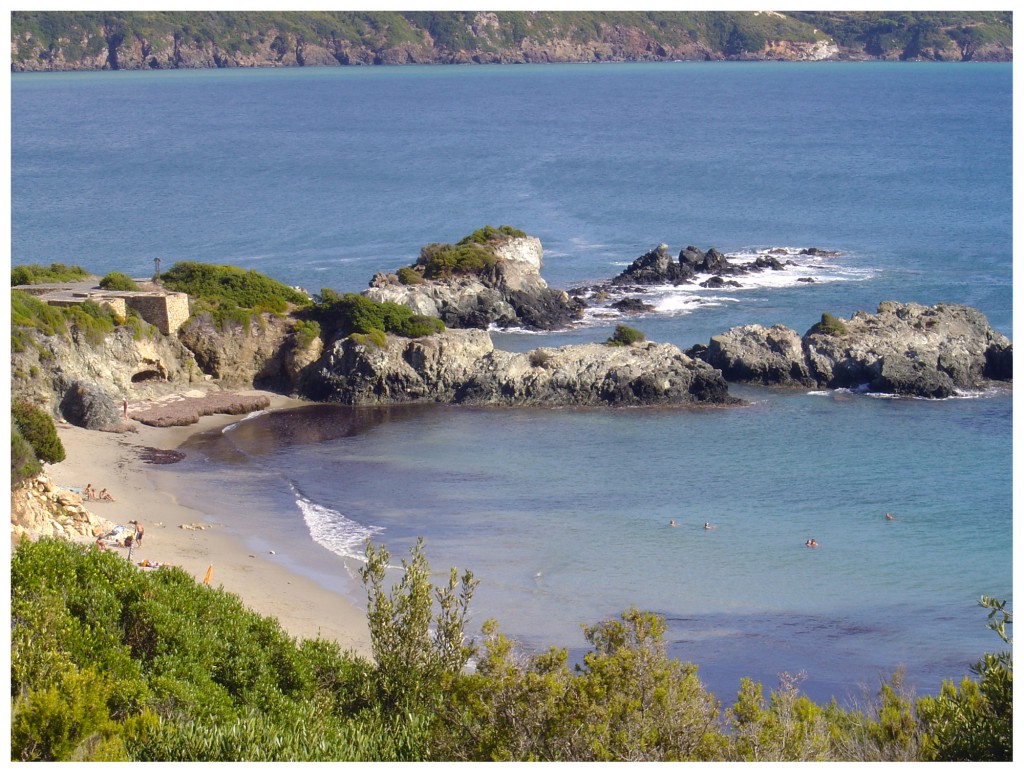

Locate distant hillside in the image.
[10,10,1012,71]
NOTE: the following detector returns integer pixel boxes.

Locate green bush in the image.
[417,242,497,280]
[292,319,321,349]
[606,324,646,346]
[11,262,90,286]
[457,224,527,246]
[315,293,443,339]
[99,272,140,292]
[11,427,43,487]
[12,400,65,465]
[808,313,848,337]
[160,261,309,316]
[396,266,425,285]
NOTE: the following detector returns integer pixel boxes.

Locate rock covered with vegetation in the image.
[309,327,734,407]
[364,226,583,331]
[10,11,1012,72]
[688,302,1013,397]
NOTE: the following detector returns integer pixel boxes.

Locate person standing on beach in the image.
[129,519,144,546]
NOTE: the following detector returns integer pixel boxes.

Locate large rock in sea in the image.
[307,329,736,407]
[689,301,1012,398]
[364,234,583,330]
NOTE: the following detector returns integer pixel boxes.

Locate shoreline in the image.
[38,390,373,658]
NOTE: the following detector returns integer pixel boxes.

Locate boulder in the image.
[59,381,126,430]
[695,324,814,387]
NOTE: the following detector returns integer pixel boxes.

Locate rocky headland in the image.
[9,232,1013,435]
[10,11,1012,72]
[687,301,1013,398]
[364,232,582,331]
[308,328,734,408]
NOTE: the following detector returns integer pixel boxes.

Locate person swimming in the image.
[805,538,819,548]
[668,520,677,527]
[885,512,896,521]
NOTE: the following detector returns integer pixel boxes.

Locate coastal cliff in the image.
[10,11,1012,71]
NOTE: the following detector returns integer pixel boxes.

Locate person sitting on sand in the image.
[98,488,115,501]
[129,519,144,546]
[84,483,96,501]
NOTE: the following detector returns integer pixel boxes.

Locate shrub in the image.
[529,349,552,368]
[350,329,388,350]
[606,324,646,346]
[12,400,65,464]
[11,262,90,286]
[11,427,42,488]
[160,262,308,316]
[417,242,497,280]
[315,293,443,339]
[99,272,140,292]
[292,319,321,349]
[396,266,424,285]
[457,224,527,246]
[808,313,847,337]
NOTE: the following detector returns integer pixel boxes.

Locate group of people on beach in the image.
[83,483,115,502]
[94,519,143,553]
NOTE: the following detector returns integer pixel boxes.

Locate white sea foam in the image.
[221,409,268,433]
[294,490,383,562]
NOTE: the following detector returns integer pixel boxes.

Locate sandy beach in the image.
[37,391,373,658]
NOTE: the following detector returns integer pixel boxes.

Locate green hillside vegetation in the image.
[11,263,91,286]
[312,290,444,341]
[159,261,309,328]
[11,11,1011,66]
[415,225,526,280]
[10,401,65,488]
[9,537,1011,761]
[10,290,123,351]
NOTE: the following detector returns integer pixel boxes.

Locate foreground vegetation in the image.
[10,537,1011,761]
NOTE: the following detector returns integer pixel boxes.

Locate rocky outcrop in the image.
[308,328,736,407]
[608,243,792,287]
[10,325,203,420]
[59,381,133,431]
[177,312,301,390]
[11,474,115,543]
[689,302,1013,398]
[364,235,583,331]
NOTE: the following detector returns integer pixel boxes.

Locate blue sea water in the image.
[11,62,1013,705]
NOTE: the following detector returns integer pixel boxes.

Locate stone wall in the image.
[125,292,190,335]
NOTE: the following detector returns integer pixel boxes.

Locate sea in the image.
[10,62,1013,706]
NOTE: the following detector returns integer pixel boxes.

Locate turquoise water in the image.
[11,63,1012,704]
